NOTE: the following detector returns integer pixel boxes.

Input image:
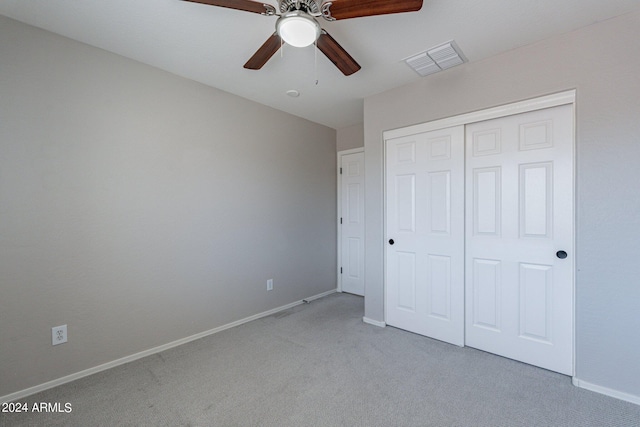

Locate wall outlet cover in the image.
[52,325,67,345]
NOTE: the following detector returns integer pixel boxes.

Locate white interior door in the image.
[465,104,574,375]
[340,150,365,296]
[385,126,465,346]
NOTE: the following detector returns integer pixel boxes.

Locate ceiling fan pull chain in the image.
[314,39,319,85]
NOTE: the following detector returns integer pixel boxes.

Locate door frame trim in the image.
[337,147,365,293]
[384,90,576,140]
[382,89,576,376]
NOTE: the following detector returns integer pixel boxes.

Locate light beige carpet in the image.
[1,293,639,426]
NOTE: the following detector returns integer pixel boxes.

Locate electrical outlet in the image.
[267,279,273,291]
[52,325,67,346]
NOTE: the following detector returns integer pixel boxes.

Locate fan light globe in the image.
[276,11,320,48]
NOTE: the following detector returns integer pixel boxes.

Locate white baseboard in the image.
[363,316,386,328]
[573,378,640,406]
[1,289,337,404]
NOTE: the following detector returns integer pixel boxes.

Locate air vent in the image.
[405,52,440,77]
[404,41,467,77]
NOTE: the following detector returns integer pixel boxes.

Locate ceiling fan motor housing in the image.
[279,0,320,14]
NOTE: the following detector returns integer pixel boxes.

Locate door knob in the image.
[389,239,395,245]
[556,250,568,259]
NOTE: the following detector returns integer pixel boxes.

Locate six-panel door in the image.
[385,126,465,346]
[341,151,365,296]
[465,104,573,375]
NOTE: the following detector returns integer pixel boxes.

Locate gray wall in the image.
[336,123,364,152]
[364,10,640,399]
[0,16,336,397]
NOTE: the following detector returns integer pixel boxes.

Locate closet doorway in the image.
[384,92,575,375]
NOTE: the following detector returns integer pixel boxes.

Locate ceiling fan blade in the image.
[244,33,282,70]
[316,31,361,76]
[321,0,423,20]
[182,0,275,15]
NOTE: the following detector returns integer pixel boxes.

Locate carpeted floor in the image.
[1,292,639,426]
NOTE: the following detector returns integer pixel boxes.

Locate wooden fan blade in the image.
[244,33,282,70]
[322,0,422,20]
[182,0,274,15]
[316,31,361,76]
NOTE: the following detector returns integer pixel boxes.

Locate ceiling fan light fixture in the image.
[276,11,321,48]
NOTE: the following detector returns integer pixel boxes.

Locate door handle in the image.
[556,250,568,259]
[389,239,395,245]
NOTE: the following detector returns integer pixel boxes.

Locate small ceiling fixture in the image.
[277,11,321,48]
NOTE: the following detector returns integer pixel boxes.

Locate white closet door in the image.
[465,104,574,375]
[340,151,365,296]
[385,126,465,346]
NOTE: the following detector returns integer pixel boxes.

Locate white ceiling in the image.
[2,0,639,129]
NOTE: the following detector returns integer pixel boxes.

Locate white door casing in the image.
[465,104,574,375]
[339,150,365,296]
[385,126,465,346]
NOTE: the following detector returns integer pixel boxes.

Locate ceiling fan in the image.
[182,0,423,76]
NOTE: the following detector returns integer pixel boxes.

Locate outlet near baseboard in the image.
[267,279,273,291]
